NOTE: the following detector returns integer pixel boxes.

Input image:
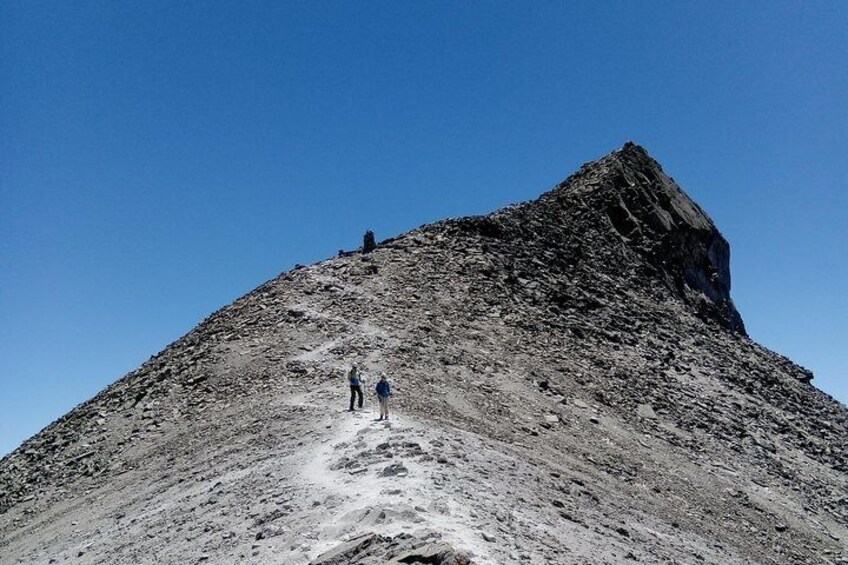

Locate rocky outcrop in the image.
[531,142,745,333]
[310,533,469,565]
[0,144,845,565]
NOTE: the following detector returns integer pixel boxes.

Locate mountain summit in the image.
[464,141,745,334]
[1,145,845,564]
[552,142,744,333]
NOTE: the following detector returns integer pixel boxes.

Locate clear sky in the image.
[2,1,846,456]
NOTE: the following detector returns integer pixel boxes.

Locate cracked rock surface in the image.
[1,144,846,564]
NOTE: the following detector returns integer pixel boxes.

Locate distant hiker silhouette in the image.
[376,373,392,420]
[347,363,364,411]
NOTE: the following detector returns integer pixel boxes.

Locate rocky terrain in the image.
[1,143,846,564]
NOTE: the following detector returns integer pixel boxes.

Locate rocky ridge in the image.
[1,144,846,564]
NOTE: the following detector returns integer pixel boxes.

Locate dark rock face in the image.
[538,142,745,334]
[602,143,743,333]
[1,144,844,565]
[450,143,745,335]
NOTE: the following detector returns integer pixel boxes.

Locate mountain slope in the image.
[2,144,846,564]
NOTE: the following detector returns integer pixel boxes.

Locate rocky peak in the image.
[530,142,746,334]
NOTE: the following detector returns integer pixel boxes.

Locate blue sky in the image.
[1,1,846,456]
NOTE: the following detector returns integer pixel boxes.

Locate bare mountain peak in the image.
[2,145,844,565]
[463,144,745,334]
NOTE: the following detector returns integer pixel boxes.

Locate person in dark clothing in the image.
[348,363,363,411]
[376,373,392,420]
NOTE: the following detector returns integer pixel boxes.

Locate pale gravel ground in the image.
[1,379,790,565]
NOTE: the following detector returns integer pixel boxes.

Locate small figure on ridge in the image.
[363,230,376,254]
[348,363,363,411]
[376,373,392,420]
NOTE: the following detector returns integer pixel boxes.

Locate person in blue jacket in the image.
[347,363,363,411]
[376,373,392,420]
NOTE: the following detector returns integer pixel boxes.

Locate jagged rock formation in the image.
[310,533,470,565]
[1,144,845,564]
[539,142,745,334]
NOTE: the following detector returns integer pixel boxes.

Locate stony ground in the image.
[9,381,840,565]
[2,144,846,564]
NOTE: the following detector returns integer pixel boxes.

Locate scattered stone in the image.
[310,533,379,565]
[636,404,657,419]
[380,463,409,477]
[255,525,284,540]
[388,541,468,565]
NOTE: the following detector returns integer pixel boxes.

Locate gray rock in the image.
[380,463,409,477]
[387,542,467,564]
[572,399,590,410]
[636,404,657,419]
[255,525,284,540]
[310,533,379,565]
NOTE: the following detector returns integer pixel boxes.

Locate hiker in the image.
[376,373,392,420]
[347,363,364,411]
